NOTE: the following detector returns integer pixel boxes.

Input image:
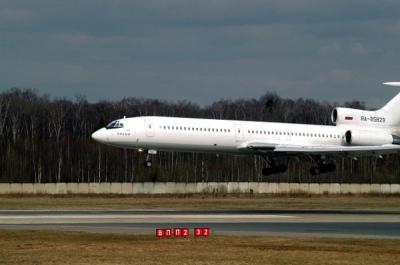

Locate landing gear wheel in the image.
[310,163,336,175]
[324,163,336,172]
[310,166,320,175]
[262,167,272,176]
[262,165,287,176]
[144,160,152,168]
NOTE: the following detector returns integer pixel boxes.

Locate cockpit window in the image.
[106,120,124,129]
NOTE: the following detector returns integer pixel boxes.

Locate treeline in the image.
[0,88,399,183]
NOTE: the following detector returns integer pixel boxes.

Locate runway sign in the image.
[194,228,202,237]
[174,228,181,237]
[156,229,164,238]
[194,227,210,237]
[182,228,189,237]
[156,227,209,238]
[165,228,172,237]
[156,228,173,238]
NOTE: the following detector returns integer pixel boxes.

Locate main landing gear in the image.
[309,159,336,175]
[261,157,287,176]
[143,149,157,168]
[260,156,337,176]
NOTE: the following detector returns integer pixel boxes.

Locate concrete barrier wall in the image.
[0,182,399,195]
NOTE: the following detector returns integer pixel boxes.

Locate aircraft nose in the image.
[91,128,107,143]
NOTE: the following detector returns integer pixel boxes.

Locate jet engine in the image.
[344,130,394,146]
[331,108,365,126]
[331,107,387,127]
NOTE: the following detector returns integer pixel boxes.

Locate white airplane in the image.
[92,83,400,176]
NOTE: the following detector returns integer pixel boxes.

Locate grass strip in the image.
[0,229,399,265]
[1,194,400,210]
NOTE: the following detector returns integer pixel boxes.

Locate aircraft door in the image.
[144,119,155,137]
[234,124,244,142]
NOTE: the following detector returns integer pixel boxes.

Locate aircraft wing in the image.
[240,142,400,156]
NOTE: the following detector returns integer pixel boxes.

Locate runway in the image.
[0,209,399,239]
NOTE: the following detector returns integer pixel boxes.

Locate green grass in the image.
[1,194,400,210]
[0,229,399,265]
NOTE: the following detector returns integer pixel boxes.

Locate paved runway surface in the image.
[0,209,399,238]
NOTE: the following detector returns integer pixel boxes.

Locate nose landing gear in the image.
[144,159,152,168]
[142,149,157,168]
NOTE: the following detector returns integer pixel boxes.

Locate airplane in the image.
[91,82,400,176]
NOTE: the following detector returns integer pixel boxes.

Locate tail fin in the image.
[378,82,400,126]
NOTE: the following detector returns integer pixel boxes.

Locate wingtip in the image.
[383,82,400,87]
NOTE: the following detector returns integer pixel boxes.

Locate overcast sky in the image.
[1,1,400,107]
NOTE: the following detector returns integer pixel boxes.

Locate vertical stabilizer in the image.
[378,83,400,127]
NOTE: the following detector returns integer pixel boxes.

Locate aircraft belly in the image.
[139,134,239,153]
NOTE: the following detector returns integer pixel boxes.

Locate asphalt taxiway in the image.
[0,209,399,238]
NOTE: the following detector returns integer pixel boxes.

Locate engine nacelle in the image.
[344,130,393,146]
[331,108,364,125]
[331,107,387,127]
